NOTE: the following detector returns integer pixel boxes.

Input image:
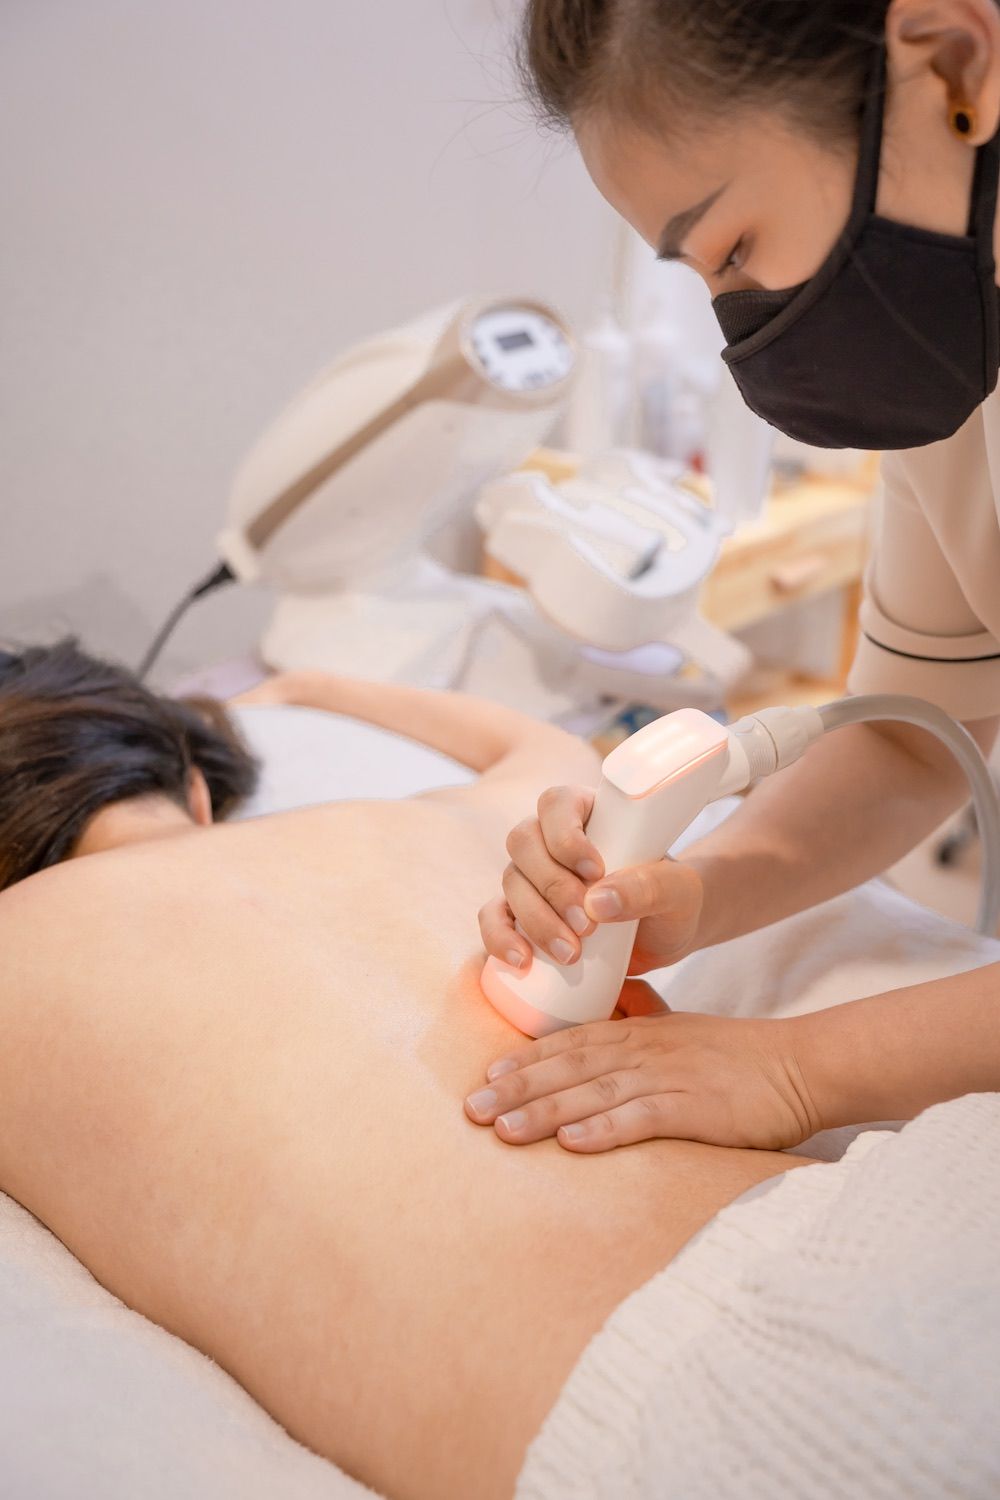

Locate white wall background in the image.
[0,0,623,677]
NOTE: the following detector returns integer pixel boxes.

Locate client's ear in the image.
[187,767,214,826]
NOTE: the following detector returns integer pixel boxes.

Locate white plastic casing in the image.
[480,708,732,1036]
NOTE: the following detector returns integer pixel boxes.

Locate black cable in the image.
[137,560,236,681]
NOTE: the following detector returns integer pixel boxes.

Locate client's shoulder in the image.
[0,826,263,998]
[0,823,228,935]
[0,850,107,920]
[0,854,128,985]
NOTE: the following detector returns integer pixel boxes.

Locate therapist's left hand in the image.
[464,982,821,1152]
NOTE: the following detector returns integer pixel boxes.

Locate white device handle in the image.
[481,693,1000,1039]
[480,709,732,1037]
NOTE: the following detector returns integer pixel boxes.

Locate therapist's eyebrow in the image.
[655,185,729,262]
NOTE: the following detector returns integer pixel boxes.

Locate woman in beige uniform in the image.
[475,0,1000,1155]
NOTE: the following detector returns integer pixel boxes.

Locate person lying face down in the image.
[0,639,808,1500]
[0,641,255,889]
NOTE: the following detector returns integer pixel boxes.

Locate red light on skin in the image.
[478,962,572,1038]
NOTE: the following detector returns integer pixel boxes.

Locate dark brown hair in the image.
[519,0,890,143]
[0,638,258,891]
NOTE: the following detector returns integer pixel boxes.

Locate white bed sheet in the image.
[229,703,475,816]
[1,705,996,1498]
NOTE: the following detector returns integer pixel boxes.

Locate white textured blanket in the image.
[517,1093,1000,1500]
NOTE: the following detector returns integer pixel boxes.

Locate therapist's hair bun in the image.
[0,637,258,891]
[520,0,889,142]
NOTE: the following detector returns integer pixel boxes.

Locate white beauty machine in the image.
[218,297,576,680]
[215,297,744,705]
[228,299,573,561]
[138,296,747,708]
[138,297,576,682]
[482,699,1000,1036]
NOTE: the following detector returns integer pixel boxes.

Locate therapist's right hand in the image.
[478,783,706,975]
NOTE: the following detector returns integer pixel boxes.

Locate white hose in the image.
[818,694,1000,936]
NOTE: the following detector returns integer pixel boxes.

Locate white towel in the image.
[517,1092,1000,1500]
[0,1191,374,1498]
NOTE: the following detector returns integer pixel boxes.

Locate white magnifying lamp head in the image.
[217,296,577,593]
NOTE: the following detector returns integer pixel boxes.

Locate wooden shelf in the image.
[702,478,871,633]
[516,448,874,634]
[724,666,848,720]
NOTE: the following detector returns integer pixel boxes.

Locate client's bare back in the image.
[0,789,803,1500]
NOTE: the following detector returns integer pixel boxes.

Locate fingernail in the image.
[487,1058,519,1081]
[560,1122,589,1142]
[505,949,526,969]
[550,938,575,964]
[586,886,622,920]
[466,1088,499,1120]
[497,1110,526,1135]
[577,859,602,881]
[565,905,589,935]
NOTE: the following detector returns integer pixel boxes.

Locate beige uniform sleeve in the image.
[847,448,1000,721]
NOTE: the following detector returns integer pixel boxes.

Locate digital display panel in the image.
[495,330,534,352]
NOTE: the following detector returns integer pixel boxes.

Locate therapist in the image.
[471,0,1000,1152]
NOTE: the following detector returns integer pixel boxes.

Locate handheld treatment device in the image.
[481,697,1000,1037]
[482,708,736,1036]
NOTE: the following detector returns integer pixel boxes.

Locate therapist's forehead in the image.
[574,107,820,251]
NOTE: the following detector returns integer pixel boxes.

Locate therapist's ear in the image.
[889,0,1000,144]
[187,767,214,827]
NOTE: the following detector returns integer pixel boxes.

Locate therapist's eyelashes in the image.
[713,234,750,279]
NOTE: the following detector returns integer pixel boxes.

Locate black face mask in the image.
[713,49,1000,450]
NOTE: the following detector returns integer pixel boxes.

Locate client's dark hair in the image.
[0,638,258,891]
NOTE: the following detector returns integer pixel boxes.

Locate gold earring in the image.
[950,104,977,138]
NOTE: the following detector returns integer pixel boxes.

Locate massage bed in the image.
[2,705,997,1498]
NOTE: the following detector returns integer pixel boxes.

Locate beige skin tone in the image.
[0,674,807,1500]
[475,0,1000,1153]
